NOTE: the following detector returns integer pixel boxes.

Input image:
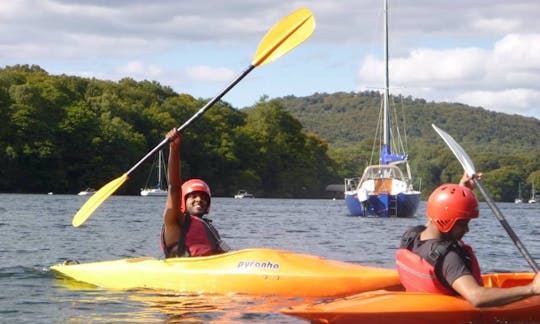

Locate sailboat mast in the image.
[158,151,163,189]
[383,0,390,147]
[379,0,406,166]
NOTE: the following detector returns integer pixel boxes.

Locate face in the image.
[447,219,470,240]
[185,191,209,216]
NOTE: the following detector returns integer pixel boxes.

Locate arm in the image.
[162,129,183,248]
[452,272,540,307]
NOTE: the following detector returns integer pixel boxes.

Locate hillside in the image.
[273,91,539,154]
[1,65,538,200]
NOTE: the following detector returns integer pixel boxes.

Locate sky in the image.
[1,0,540,120]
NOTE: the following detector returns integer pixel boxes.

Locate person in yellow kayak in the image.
[396,172,540,307]
[161,128,231,258]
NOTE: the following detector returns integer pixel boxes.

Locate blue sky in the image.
[1,0,539,119]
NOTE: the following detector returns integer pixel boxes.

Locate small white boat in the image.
[140,150,168,197]
[514,182,523,204]
[77,188,96,196]
[140,187,167,197]
[234,190,255,199]
[529,180,537,204]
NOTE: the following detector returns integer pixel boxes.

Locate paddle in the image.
[72,8,316,227]
[432,124,539,272]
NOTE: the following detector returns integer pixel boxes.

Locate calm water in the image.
[1,194,539,323]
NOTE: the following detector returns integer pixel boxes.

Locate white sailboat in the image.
[140,150,168,197]
[515,182,523,204]
[344,0,420,217]
[528,180,537,204]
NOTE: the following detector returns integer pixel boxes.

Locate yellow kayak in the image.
[51,248,399,297]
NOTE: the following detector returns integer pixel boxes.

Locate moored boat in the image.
[51,248,400,297]
[234,190,255,199]
[528,180,537,204]
[140,150,168,197]
[515,182,523,204]
[140,187,167,196]
[282,272,540,324]
[77,188,96,196]
[344,0,420,217]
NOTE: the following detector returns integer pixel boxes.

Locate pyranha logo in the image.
[237,260,280,270]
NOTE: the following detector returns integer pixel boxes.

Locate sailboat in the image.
[344,0,420,217]
[140,150,168,197]
[514,182,523,204]
[528,180,537,204]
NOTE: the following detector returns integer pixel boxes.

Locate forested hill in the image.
[273,91,539,154]
[1,65,538,200]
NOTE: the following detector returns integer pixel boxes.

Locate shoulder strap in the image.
[430,240,463,293]
[427,240,454,265]
[175,212,192,257]
[202,217,231,253]
[400,225,426,249]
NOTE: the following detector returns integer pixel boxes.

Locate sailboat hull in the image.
[345,191,420,217]
[140,188,168,196]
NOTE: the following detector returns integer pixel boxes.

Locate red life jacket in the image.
[395,226,482,295]
[161,214,227,258]
[184,215,217,256]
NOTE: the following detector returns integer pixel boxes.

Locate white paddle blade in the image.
[432,124,476,176]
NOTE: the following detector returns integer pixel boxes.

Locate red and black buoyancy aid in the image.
[161,214,229,258]
[395,225,483,295]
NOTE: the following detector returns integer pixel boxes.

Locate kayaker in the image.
[161,128,231,258]
[396,172,540,307]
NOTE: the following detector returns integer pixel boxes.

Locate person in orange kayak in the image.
[161,128,231,258]
[396,172,540,307]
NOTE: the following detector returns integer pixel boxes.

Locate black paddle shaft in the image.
[474,178,540,272]
[126,65,256,177]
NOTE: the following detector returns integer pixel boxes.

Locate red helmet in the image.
[426,184,479,232]
[181,179,211,214]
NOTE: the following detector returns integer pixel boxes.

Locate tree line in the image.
[1,65,538,201]
[277,92,540,201]
[0,65,337,198]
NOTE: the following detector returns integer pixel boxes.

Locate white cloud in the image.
[357,31,540,119]
[457,89,540,117]
[1,0,539,119]
[472,18,521,34]
[117,61,163,78]
[491,34,540,69]
[184,65,236,83]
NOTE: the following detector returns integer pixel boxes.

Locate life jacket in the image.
[161,214,230,258]
[395,225,482,295]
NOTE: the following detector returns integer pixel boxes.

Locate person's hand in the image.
[459,171,482,190]
[531,272,540,295]
[166,129,182,147]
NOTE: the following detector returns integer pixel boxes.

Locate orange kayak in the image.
[282,272,540,323]
[51,248,400,297]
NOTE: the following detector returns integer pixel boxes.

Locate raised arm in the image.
[162,129,183,247]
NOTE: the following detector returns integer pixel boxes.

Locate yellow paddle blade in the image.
[72,173,129,227]
[252,7,315,67]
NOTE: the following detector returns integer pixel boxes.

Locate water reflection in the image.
[54,275,315,323]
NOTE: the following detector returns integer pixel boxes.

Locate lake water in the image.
[1,194,539,323]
